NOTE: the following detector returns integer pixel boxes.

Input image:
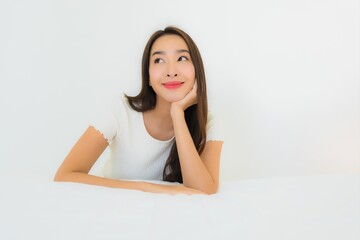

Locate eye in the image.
[178,56,188,61]
[154,58,164,64]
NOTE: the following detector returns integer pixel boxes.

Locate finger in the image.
[193,81,198,92]
[192,81,198,101]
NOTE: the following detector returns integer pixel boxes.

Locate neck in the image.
[147,96,173,131]
[153,97,172,120]
[142,96,175,141]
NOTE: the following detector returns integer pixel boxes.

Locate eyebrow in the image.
[151,49,190,56]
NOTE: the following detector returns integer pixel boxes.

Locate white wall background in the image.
[0,0,359,181]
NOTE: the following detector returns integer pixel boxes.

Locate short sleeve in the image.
[89,94,125,144]
[206,111,224,142]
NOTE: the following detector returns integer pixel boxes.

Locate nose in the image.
[167,73,178,77]
[166,62,178,77]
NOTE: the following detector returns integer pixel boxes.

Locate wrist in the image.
[170,103,184,119]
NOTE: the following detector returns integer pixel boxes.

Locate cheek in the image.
[180,63,195,80]
[149,65,163,81]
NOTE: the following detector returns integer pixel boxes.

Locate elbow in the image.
[204,186,219,195]
[54,170,86,182]
[207,190,218,195]
[185,181,219,195]
[208,180,219,195]
[53,169,69,182]
[53,164,67,182]
[53,172,64,182]
[201,183,219,195]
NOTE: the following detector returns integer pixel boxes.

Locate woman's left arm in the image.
[170,83,223,194]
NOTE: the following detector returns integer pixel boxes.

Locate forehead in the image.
[151,34,189,53]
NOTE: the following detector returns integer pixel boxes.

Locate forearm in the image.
[171,111,216,194]
[55,172,148,190]
[54,172,203,195]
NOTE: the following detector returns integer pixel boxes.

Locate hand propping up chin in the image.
[170,81,197,118]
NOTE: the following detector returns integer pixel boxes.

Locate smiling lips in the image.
[162,81,184,89]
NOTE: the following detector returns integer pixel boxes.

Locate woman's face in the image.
[149,34,195,103]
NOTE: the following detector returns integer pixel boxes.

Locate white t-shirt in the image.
[90,94,224,181]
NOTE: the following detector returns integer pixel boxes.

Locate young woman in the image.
[54,26,224,195]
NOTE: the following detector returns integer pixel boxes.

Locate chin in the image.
[159,93,187,103]
[164,96,185,103]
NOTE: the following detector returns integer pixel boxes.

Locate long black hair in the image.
[125,26,208,183]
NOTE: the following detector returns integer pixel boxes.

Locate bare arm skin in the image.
[171,112,223,194]
[170,82,224,194]
[54,126,205,195]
